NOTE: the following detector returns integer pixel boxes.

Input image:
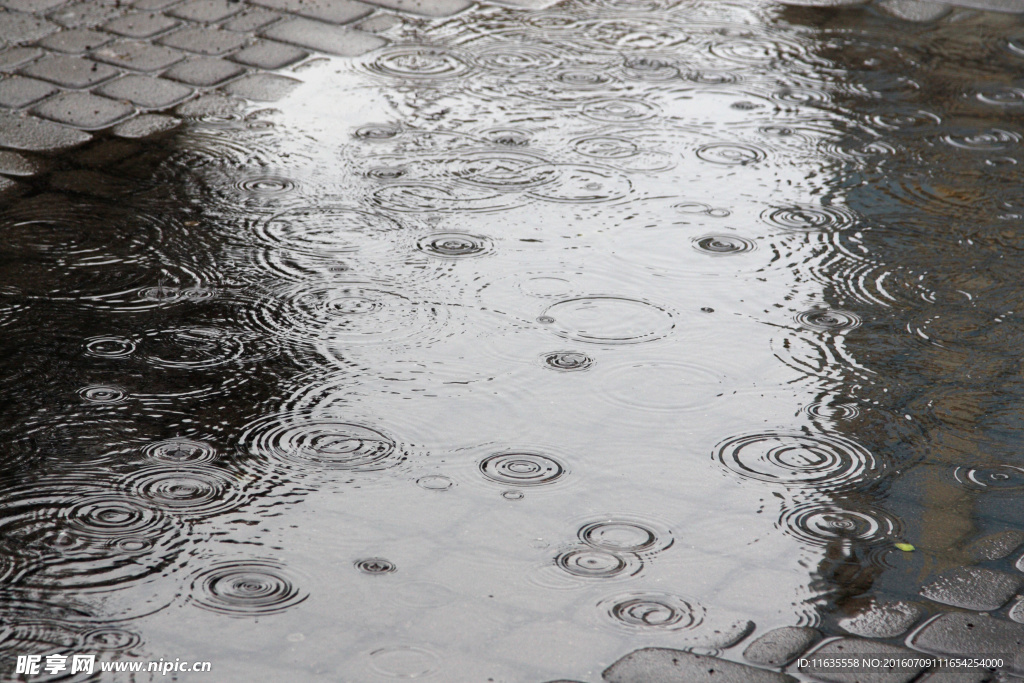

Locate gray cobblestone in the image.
[175,91,241,117]
[743,626,821,668]
[95,73,193,108]
[131,0,185,10]
[32,90,134,129]
[356,12,404,32]
[0,0,65,13]
[262,17,385,56]
[163,56,245,85]
[48,2,123,30]
[22,55,119,89]
[221,71,300,100]
[799,638,924,683]
[604,648,796,683]
[0,47,43,71]
[0,149,42,175]
[230,40,306,69]
[0,11,57,44]
[104,12,180,39]
[222,8,282,32]
[0,74,57,108]
[167,0,245,23]
[251,0,374,24]
[112,112,180,137]
[361,0,473,16]
[38,28,112,54]
[920,566,1022,612]
[0,109,91,150]
[910,612,1024,668]
[92,40,185,71]
[159,26,248,55]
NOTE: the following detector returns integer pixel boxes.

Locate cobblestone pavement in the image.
[3,0,1024,681]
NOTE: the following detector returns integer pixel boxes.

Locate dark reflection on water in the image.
[2,0,1024,679]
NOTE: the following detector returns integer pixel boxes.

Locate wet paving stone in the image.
[158,26,249,56]
[744,626,822,667]
[167,0,246,23]
[920,567,1022,612]
[222,8,282,32]
[221,72,300,101]
[32,90,133,129]
[0,108,90,149]
[95,74,193,109]
[875,0,953,21]
[230,40,307,69]
[111,112,180,138]
[0,47,43,70]
[967,531,1024,561]
[261,17,385,56]
[364,0,474,15]
[799,638,926,683]
[838,600,923,638]
[0,11,56,44]
[103,12,180,40]
[0,75,57,108]
[38,28,112,54]
[163,56,246,86]
[251,0,374,24]
[91,40,185,72]
[21,55,119,89]
[910,613,1024,670]
[916,670,992,683]
[603,648,796,683]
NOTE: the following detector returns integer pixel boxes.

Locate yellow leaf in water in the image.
[895,542,915,552]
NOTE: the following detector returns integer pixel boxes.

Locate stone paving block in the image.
[917,669,993,683]
[362,0,473,16]
[875,0,952,20]
[910,613,1024,667]
[799,638,925,683]
[32,90,134,129]
[1,0,65,12]
[0,75,56,108]
[38,28,112,54]
[251,0,374,24]
[262,18,386,56]
[112,113,180,137]
[837,600,923,638]
[95,74,193,109]
[356,13,404,32]
[131,0,183,9]
[104,12,180,39]
[743,626,821,667]
[0,47,43,71]
[159,27,248,55]
[222,8,282,32]
[968,531,1024,561]
[167,0,244,23]
[0,110,91,150]
[92,40,185,71]
[22,55,119,89]
[163,56,245,86]
[221,72,300,101]
[0,175,25,195]
[175,91,241,117]
[920,566,1022,611]
[487,0,567,6]
[603,648,796,683]
[0,11,57,44]
[0,149,43,176]
[49,2,124,29]
[933,0,1024,11]
[230,40,306,69]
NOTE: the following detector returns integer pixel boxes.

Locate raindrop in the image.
[555,547,641,578]
[367,47,471,79]
[578,517,673,554]
[795,308,862,332]
[693,235,756,255]
[368,646,441,679]
[953,465,1024,491]
[778,501,903,546]
[241,412,402,472]
[120,466,249,520]
[941,129,1020,151]
[572,135,640,159]
[541,296,675,345]
[542,351,594,371]
[581,98,659,123]
[502,490,524,500]
[83,627,141,651]
[479,452,566,487]
[761,205,857,231]
[695,142,767,165]
[142,438,217,465]
[416,476,454,491]
[84,336,135,358]
[599,592,705,631]
[79,385,128,404]
[417,232,492,258]
[355,558,397,575]
[190,560,307,617]
[355,124,401,140]
[476,44,562,71]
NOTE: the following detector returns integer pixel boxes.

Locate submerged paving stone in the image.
[799,639,925,683]
[838,600,923,638]
[221,72,300,101]
[103,12,180,39]
[21,55,118,89]
[743,626,821,667]
[167,0,245,23]
[262,17,386,56]
[0,110,90,150]
[875,0,953,20]
[38,28,112,54]
[967,531,1024,561]
[0,75,57,108]
[230,40,307,69]
[910,613,1024,657]
[95,74,193,109]
[33,91,134,129]
[159,27,248,56]
[920,567,1022,611]
[603,648,796,683]
[163,56,246,86]
[92,40,185,72]
[0,149,42,176]
[251,0,374,24]
[111,113,180,138]
[175,91,242,117]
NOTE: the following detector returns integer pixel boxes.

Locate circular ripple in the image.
[368,47,471,79]
[479,452,565,487]
[578,517,673,554]
[621,56,679,80]
[953,465,1024,491]
[237,174,296,197]
[417,232,492,258]
[599,592,705,631]
[79,385,128,404]
[795,308,862,332]
[241,412,402,472]
[693,234,756,255]
[761,205,857,231]
[258,207,401,254]
[542,297,675,345]
[572,135,640,159]
[940,129,1020,151]
[416,475,454,491]
[355,558,397,575]
[450,151,556,190]
[83,627,141,651]
[975,86,1024,108]
[715,432,883,489]
[695,142,767,165]
[84,336,136,358]
[528,166,631,203]
[476,44,562,70]
[120,467,248,520]
[191,560,307,617]
[139,327,244,369]
[542,351,594,371]
[482,127,532,146]
[555,547,640,579]
[62,495,167,540]
[354,124,401,140]
[581,98,659,122]
[778,502,903,547]
[142,438,217,465]
[369,646,441,679]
